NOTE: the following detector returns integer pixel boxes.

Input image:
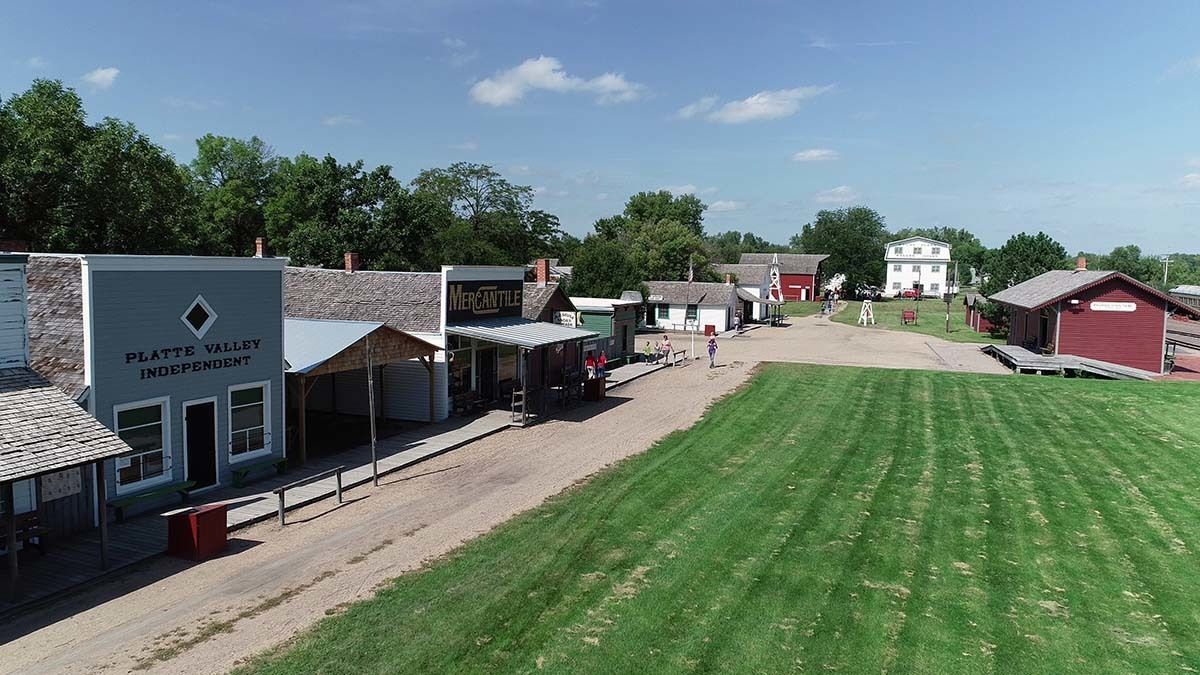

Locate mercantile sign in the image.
[446,280,523,322]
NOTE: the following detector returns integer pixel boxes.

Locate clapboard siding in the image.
[0,262,28,368]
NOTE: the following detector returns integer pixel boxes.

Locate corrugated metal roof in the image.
[446,317,598,349]
[0,367,131,482]
[569,296,640,312]
[736,287,784,305]
[1170,285,1200,298]
[284,318,382,374]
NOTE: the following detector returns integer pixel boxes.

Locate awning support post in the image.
[96,459,109,570]
[365,334,379,487]
[4,481,18,600]
[418,355,435,423]
[298,374,308,466]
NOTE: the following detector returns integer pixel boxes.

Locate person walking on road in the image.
[661,335,672,364]
[597,351,608,379]
[707,336,718,368]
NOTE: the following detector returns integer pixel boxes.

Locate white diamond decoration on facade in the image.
[181,295,217,339]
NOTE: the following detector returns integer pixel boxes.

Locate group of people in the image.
[639,333,721,368]
[584,351,608,380]
[821,289,840,315]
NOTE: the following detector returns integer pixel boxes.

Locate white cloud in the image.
[1167,54,1200,77]
[814,185,860,204]
[809,37,913,49]
[507,164,534,175]
[706,86,833,124]
[708,200,744,212]
[442,37,478,67]
[675,95,718,120]
[26,56,47,69]
[792,148,840,162]
[1180,173,1200,189]
[1187,158,1200,169]
[532,186,547,195]
[81,67,120,91]
[322,114,362,126]
[450,140,478,151]
[162,133,183,142]
[469,55,644,106]
[660,184,718,196]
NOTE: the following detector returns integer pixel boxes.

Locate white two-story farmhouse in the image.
[884,236,952,298]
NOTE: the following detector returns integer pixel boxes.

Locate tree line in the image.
[3,78,1196,329]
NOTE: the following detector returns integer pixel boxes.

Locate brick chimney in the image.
[345,252,361,273]
[254,236,267,258]
[535,258,551,287]
[724,273,733,285]
[1075,256,1087,272]
[0,239,29,253]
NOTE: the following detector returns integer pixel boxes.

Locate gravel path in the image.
[0,315,1006,674]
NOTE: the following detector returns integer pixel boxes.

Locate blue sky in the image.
[4,1,1200,252]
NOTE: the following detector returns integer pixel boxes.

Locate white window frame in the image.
[932,265,941,272]
[932,246,941,255]
[931,282,941,292]
[892,282,901,290]
[912,265,920,273]
[182,395,220,489]
[112,396,173,496]
[228,380,272,463]
[893,246,903,255]
[893,264,902,272]
[913,246,923,255]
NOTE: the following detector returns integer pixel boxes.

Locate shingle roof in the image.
[989,269,1200,316]
[738,253,829,275]
[714,264,769,286]
[0,367,131,482]
[25,255,86,399]
[285,267,442,333]
[644,281,736,306]
[522,282,572,320]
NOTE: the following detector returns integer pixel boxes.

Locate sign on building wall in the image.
[553,311,578,328]
[1090,301,1137,313]
[446,280,523,323]
[41,467,83,501]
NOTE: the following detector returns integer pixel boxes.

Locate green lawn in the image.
[834,298,1003,344]
[246,364,1200,674]
[781,300,823,318]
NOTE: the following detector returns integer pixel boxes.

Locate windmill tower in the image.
[768,253,784,323]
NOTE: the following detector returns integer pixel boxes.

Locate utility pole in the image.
[1162,255,1172,287]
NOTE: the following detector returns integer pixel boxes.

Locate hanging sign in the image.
[1090,301,1136,313]
[554,311,578,328]
[41,467,82,501]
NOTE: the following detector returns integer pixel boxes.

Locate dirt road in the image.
[0,316,1007,673]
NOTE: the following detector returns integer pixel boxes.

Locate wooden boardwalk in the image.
[0,410,512,619]
[604,361,666,390]
[982,344,1157,380]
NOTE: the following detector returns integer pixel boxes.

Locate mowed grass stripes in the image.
[245,364,1200,674]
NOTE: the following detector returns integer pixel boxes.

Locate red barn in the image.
[963,293,995,333]
[989,258,1200,374]
[738,253,829,302]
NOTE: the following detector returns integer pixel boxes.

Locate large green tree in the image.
[791,207,890,293]
[1080,244,1159,286]
[569,235,644,298]
[189,134,278,257]
[979,232,1069,331]
[623,190,706,236]
[705,230,788,264]
[0,79,196,253]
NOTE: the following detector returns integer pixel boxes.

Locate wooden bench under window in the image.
[108,480,195,522]
[231,456,287,488]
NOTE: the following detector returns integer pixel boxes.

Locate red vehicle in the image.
[900,288,921,299]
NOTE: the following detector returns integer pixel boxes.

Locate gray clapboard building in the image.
[25,253,286,516]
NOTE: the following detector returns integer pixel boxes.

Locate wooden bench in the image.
[670,349,688,366]
[231,456,287,488]
[901,309,918,325]
[108,480,195,522]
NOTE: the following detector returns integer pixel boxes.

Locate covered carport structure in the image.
[736,287,785,326]
[284,319,441,473]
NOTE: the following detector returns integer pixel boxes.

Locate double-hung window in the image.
[931,283,941,292]
[912,265,921,273]
[932,247,941,255]
[114,399,170,492]
[230,383,270,460]
[932,265,941,272]
[893,264,902,272]
[913,246,923,255]
[893,246,903,255]
[892,282,901,290]
[657,304,670,321]
[685,304,699,323]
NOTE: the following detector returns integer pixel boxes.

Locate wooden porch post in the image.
[96,460,109,570]
[4,481,17,599]
[419,354,435,423]
[365,335,378,487]
[297,374,308,466]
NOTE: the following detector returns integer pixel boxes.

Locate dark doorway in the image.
[1039,313,1050,349]
[477,347,498,401]
[185,400,218,490]
[622,323,631,355]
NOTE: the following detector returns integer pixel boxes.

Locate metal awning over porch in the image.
[736,287,784,306]
[446,317,598,348]
[284,318,441,473]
